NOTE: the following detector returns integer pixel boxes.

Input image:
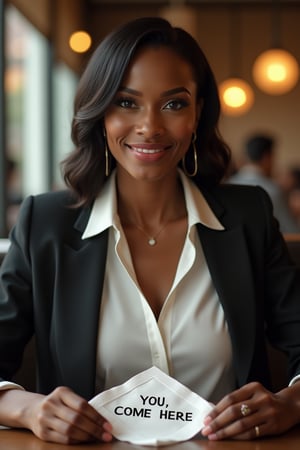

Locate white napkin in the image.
[89,366,213,446]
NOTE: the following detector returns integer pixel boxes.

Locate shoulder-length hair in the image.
[62,16,231,206]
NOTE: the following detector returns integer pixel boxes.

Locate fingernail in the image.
[208,433,218,441]
[203,416,212,426]
[202,425,212,436]
[102,431,113,442]
[103,422,112,432]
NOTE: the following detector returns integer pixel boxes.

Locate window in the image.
[3,5,77,234]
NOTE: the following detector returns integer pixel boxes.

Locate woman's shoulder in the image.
[17,189,85,229]
[31,188,76,205]
[21,189,79,212]
[203,182,275,227]
[208,182,273,207]
[218,181,270,195]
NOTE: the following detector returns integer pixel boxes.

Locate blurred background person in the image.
[276,166,300,196]
[282,168,300,228]
[227,134,300,233]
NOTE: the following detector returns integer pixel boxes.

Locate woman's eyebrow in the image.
[118,87,141,96]
[118,86,191,97]
[161,87,191,97]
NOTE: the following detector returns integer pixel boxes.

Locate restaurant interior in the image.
[1,0,300,237]
[1,4,300,447]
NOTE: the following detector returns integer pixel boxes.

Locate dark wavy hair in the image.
[62,16,231,206]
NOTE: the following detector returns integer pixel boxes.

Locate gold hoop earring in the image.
[103,129,110,177]
[182,133,198,177]
[105,143,110,177]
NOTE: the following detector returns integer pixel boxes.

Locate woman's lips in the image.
[130,147,164,154]
[127,143,171,152]
[126,143,171,161]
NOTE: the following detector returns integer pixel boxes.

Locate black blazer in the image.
[1,183,300,400]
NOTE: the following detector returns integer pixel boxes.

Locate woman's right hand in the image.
[0,386,113,444]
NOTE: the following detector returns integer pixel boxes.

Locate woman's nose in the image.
[135,109,164,138]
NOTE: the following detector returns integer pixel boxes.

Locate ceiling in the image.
[89,0,300,4]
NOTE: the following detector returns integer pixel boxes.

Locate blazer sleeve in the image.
[0,196,35,382]
[258,187,300,381]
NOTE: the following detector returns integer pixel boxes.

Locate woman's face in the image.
[104,46,201,182]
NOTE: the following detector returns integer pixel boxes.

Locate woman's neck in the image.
[116,171,186,228]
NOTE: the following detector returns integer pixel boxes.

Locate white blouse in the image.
[83,170,236,404]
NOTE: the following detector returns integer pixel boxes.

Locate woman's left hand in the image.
[201,381,300,440]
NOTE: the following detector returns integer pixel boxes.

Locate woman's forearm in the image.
[0,389,43,429]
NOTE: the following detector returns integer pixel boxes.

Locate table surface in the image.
[0,427,300,450]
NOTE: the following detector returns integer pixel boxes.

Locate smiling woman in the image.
[65,16,230,208]
[1,16,300,446]
[104,46,199,183]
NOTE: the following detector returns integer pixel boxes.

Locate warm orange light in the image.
[252,48,299,95]
[219,78,254,116]
[5,66,24,93]
[69,31,92,53]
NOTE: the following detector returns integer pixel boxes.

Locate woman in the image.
[0,16,300,445]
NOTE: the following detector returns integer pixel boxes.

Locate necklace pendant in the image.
[148,238,156,246]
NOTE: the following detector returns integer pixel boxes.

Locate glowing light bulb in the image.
[69,31,92,53]
[267,64,286,82]
[219,78,254,116]
[223,86,247,108]
[253,48,299,95]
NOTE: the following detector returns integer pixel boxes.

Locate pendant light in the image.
[252,0,299,95]
[219,77,254,116]
[219,6,254,116]
[69,30,92,53]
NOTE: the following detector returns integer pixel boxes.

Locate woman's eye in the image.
[164,99,189,110]
[115,97,137,109]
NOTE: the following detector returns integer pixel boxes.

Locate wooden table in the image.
[0,427,300,450]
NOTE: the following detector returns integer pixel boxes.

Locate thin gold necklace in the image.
[134,222,169,246]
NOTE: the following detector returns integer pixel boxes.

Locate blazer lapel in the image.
[197,222,256,387]
[50,208,109,400]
